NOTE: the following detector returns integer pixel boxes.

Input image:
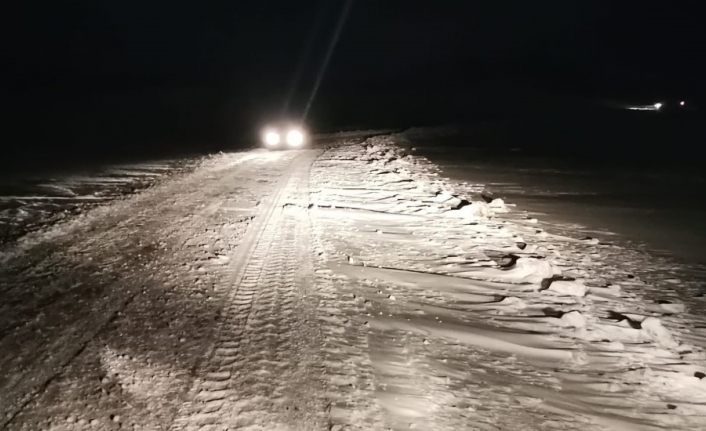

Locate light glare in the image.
[286,129,304,147]
[653,102,663,110]
[264,130,280,146]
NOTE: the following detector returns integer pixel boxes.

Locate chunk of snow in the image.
[641,317,678,349]
[548,280,589,297]
[488,198,508,212]
[454,202,491,220]
[498,296,527,309]
[445,197,464,209]
[365,144,382,154]
[560,311,587,329]
[484,258,556,285]
[656,302,685,314]
[432,191,454,203]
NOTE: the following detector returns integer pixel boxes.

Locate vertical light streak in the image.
[302,0,354,121]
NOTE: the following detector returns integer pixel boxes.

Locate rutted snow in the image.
[0,150,290,429]
[1,132,705,430]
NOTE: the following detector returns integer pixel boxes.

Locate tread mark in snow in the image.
[170,151,328,430]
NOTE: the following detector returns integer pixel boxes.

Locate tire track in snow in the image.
[170,150,329,430]
[0,152,275,429]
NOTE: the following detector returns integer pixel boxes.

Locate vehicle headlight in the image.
[263,130,280,146]
[286,129,304,147]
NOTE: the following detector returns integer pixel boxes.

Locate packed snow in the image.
[0,131,704,430]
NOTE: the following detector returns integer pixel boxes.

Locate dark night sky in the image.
[2,1,705,164]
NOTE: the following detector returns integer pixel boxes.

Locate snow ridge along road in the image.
[1,132,706,430]
[308,135,706,430]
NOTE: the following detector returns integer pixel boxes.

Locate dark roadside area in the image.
[403,107,706,266]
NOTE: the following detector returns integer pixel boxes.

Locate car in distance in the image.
[260,122,307,149]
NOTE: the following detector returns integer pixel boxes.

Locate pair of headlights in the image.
[262,128,305,148]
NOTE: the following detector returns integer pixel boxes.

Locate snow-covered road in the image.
[1,133,705,430]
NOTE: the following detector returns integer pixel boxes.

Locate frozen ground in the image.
[0,157,203,246]
[0,132,705,430]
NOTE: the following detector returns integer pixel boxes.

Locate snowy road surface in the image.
[1,133,705,430]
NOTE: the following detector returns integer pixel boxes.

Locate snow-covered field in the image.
[1,132,704,430]
[401,129,706,268]
[0,157,203,247]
